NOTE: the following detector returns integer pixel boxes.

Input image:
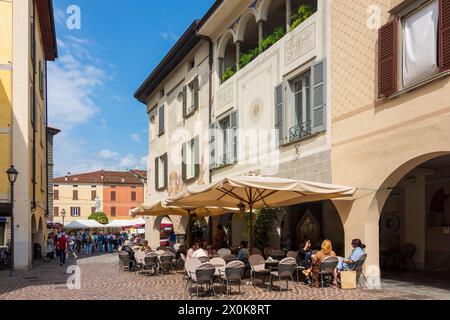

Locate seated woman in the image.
[298,239,313,268]
[308,240,337,288]
[236,241,250,261]
[192,241,208,259]
[140,240,152,252]
[335,239,366,274]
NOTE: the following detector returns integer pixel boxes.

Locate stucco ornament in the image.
[250,99,263,122]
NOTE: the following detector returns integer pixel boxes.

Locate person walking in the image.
[56,232,68,266]
[85,232,93,255]
[98,232,104,254]
[45,233,55,262]
[75,231,82,253]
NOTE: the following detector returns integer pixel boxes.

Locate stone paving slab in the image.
[0,253,446,300]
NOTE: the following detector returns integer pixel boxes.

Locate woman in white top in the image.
[191,242,208,259]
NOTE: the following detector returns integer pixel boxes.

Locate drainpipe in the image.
[31,2,37,212]
[197,34,214,245]
[45,60,49,218]
[196,34,214,185]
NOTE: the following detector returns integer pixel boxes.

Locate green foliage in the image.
[221,66,236,83]
[291,4,315,30]
[260,26,286,52]
[252,207,281,250]
[238,27,286,70]
[88,212,109,225]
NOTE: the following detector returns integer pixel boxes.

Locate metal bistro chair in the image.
[190,263,218,297]
[219,260,246,296]
[263,247,273,258]
[318,256,339,288]
[270,250,286,261]
[142,253,159,276]
[118,251,131,271]
[249,254,270,288]
[185,258,202,292]
[217,248,231,258]
[269,257,297,292]
[287,251,298,259]
[159,252,175,274]
[209,257,226,277]
[353,254,368,288]
[223,254,237,265]
[198,256,210,263]
[251,248,262,256]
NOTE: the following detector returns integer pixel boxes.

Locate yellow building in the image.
[0,0,57,270]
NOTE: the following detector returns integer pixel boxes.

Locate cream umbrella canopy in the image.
[166,175,357,248]
[130,200,238,246]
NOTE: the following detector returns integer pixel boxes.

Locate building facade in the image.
[53,170,146,224]
[46,127,60,222]
[0,0,57,270]
[136,0,450,275]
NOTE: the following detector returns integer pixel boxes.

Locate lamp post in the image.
[61,209,66,229]
[6,166,19,277]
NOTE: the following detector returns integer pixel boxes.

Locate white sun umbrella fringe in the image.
[166,175,357,248]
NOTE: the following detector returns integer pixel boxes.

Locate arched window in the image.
[218,33,237,82]
[264,0,287,37]
[240,14,259,54]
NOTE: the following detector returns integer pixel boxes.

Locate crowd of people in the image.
[45,229,144,266]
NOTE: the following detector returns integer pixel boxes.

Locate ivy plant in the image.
[291,4,314,30]
[252,207,281,250]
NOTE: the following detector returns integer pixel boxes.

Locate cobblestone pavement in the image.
[0,253,448,300]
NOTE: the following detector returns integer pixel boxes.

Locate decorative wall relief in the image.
[215,82,234,117]
[285,23,316,66]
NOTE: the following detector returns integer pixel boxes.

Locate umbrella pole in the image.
[249,205,253,250]
[186,210,192,248]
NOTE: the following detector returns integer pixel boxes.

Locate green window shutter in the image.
[159,105,165,135]
[163,153,168,188]
[181,142,187,181]
[182,86,187,118]
[311,59,327,134]
[230,111,238,164]
[193,77,199,111]
[209,123,217,169]
[154,157,159,189]
[275,83,284,146]
[194,136,200,178]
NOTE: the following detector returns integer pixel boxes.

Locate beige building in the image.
[136,0,450,278]
[0,0,58,270]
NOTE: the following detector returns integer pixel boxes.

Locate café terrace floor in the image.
[0,253,449,300]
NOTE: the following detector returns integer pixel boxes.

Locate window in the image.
[403,0,440,87]
[111,191,116,201]
[275,59,326,144]
[210,111,238,168]
[71,207,81,217]
[54,190,59,200]
[158,105,165,136]
[131,191,137,201]
[182,136,199,181]
[54,207,59,217]
[183,77,199,118]
[73,190,78,200]
[111,207,116,217]
[91,190,97,201]
[290,71,312,141]
[379,0,450,97]
[155,153,168,190]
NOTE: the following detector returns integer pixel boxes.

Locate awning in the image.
[106,219,146,228]
[65,220,106,229]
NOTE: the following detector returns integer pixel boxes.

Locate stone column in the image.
[258,21,264,50]
[235,41,241,71]
[286,0,292,32]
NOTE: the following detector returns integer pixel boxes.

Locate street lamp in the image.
[6,165,19,277]
[61,209,66,229]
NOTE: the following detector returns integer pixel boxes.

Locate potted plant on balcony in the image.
[291,4,314,30]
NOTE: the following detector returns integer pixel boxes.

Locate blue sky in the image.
[49,0,214,177]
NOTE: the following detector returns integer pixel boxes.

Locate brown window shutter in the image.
[378,19,397,98]
[440,0,450,71]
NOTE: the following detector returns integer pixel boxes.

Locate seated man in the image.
[140,240,152,252]
[236,241,250,261]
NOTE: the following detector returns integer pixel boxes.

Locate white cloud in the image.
[98,149,120,160]
[160,32,179,42]
[130,133,141,143]
[48,37,107,130]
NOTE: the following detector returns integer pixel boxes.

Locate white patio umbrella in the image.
[130,200,238,246]
[166,175,357,248]
[65,220,106,229]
